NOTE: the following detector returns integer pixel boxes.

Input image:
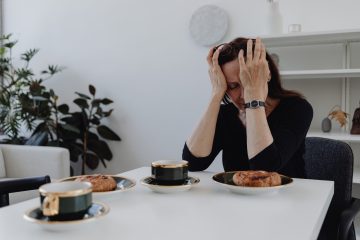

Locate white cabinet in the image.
[261,29,360,183]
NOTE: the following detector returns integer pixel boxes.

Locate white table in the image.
[0,167,334,240]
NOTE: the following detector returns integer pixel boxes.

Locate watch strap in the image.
[244,100,265,109]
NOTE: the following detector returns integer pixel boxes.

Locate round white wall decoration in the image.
[189,5,229,46]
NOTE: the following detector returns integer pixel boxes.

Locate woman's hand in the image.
[207,46,227,100]
[238,38,270,102]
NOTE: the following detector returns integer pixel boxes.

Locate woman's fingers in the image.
[238,49,247,84]
[246,39,253,65]
[254,38,261,62]
[260,42,267,61]
[260,42,270,80]
[212,45,223,67]
[238,49,246,69]
[207,47,216,66]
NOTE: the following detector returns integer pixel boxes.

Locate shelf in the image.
[307,131,360,143]
[260,28,360,185]
[260,28,360,47]
[280,69,360,80]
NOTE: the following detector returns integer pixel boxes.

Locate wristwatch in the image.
[244,100,265,109]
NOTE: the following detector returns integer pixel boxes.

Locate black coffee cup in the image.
[39,181,92,220]
[151,160,188,185]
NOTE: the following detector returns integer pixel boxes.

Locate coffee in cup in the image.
[151,160,188,185]
[39,181,92,220]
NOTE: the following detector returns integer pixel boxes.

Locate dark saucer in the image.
[142,176,200,186]
[24,202,109,224]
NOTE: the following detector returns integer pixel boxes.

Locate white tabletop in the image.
[0,167,334,240]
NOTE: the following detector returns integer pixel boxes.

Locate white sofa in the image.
[0,144,70,204]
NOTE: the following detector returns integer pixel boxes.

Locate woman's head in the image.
[216,37,302,101]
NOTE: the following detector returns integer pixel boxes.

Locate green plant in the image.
[0,34,62,143]
[0,34,122,175]
[54,85,121,175]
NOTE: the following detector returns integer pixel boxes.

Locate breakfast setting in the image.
[2,1,357,239]
[19,159,296,232]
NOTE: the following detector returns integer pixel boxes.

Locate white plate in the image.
[23,202,109,231]
[212,171,293,195]
[59,175,136,196]
[140,176,200,193]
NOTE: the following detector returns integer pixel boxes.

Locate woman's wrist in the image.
[244,88,266,102]
[211,91,225,103]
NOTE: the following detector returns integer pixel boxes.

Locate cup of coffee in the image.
[39,181,92,220]
[151,160,188,185]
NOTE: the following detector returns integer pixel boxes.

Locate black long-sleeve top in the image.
[182,97,313,178]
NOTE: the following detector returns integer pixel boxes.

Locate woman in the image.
[182,37,313,178]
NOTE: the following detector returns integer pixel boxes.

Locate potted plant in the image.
[1,34,121,175]
[31,85,121,175]
[0,34,62,143]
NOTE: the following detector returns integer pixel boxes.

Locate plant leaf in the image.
[88,131,99,140]
[0,34,12,40]
[101,98,113,105]
[58,125,80,141]
[62,124,80,134]
[49,89,55,97]
[65,142,83,162]
[75,92,91,100]
[60,112,85,131]
[95,107,103,117]
[90,117,100,125]
[74,98,89,109]
[21,49,39,62]
[58,104,69,114]
[84,153,99,170]
[89,85,96,96]
[3,41,17,49]
[103,109,113,117]
[32,96,49,101]
[99,158,107,168]
[88,139,112,160]
[0,47,6,56]
[48,65,63,75]
[97,125,121,140]
[91,99,101,108]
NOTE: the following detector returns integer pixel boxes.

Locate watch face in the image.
[250,101,258,108]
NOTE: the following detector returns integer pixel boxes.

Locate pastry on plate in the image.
[232,170,281,187]
[75,174,117,192]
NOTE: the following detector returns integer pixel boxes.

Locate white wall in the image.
[3,0,360,174]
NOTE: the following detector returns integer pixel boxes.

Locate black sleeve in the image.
[182,108,225,172]
[249,98,313,171]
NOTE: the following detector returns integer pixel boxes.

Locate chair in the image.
[304,137,360,240]
[0,175,51,207]
[0,144,70,204]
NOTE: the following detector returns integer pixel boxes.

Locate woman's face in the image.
[221,59,245,110]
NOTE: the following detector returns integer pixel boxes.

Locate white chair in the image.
[0,144,70,204]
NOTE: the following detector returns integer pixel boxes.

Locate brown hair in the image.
[216,37,302,99]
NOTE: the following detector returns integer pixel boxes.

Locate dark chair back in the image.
[0,175,51,207]
[304,137,355,240]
